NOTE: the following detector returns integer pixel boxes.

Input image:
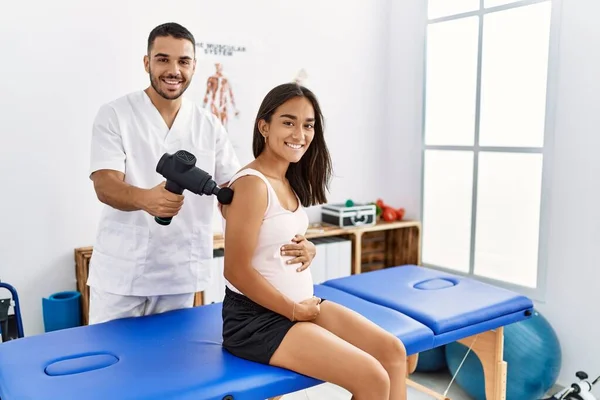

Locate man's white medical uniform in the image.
[87,90,240,324]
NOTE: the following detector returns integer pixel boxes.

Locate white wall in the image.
[534,0,600,389]
[0,0,390,336]
[385,0,600,389]
[383,0,426,220]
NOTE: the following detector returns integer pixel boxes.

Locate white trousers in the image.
[88,286,195,325]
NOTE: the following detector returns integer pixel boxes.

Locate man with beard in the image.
[86,22,240,324]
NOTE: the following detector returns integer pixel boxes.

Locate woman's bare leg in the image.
[313,301,408,400]
[269,322,390,400]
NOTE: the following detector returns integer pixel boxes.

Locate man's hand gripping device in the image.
[154,150,234,226]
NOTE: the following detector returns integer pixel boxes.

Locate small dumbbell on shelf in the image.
[371,199,405,222]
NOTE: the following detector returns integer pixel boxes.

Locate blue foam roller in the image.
[42,291,81,332]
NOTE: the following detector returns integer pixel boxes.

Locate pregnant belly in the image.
[252,242,315,303]
[266,267,314,304]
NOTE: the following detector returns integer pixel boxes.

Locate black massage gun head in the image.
[217,187,234,205]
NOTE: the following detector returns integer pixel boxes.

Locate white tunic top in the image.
[87,90,240,296]
[223,168,314,303]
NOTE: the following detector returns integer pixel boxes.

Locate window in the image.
[421,0,556,299]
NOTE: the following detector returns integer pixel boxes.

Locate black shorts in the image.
[221,287,324,365]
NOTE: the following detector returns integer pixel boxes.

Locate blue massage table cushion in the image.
[0,284,434,400]
[323,265,534,346]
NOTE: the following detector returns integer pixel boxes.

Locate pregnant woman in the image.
[220,82,407,400]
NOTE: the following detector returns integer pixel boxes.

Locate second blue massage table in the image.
[0,265,533,400]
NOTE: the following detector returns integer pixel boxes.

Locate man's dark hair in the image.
[147,22,196,55]
[252,83,333,207]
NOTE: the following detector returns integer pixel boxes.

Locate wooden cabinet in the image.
[304,220,421,274]
[74,220,421,325]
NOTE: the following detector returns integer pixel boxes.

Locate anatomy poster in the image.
[195,41,247,130]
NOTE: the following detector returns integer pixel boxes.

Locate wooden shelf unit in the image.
[74,219,421,325]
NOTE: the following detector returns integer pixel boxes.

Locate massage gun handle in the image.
[154,180,184,226]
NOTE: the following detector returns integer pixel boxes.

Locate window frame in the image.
[419,0,562,302]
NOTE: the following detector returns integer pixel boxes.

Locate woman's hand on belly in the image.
[293,296,322,321]
[280,234,316,272]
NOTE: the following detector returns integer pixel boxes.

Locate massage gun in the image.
[154,149,234,226]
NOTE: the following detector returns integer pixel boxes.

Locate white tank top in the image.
[223,168,314,303]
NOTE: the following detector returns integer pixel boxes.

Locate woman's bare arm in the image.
[222,175,296,320]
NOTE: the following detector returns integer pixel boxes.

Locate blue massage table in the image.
[0,265,533,400]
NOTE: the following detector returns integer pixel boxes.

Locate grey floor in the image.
[283,370,473,399]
